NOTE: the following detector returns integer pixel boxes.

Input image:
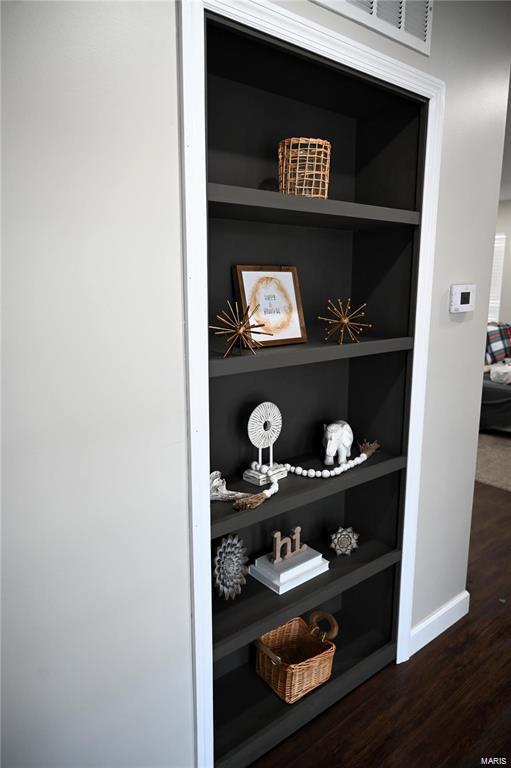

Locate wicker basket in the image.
[278,137,331,199]
[255,610,339,704]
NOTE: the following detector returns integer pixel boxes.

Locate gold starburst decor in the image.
[318,298,372,344]
[330,526,359,557]
[209,301,273,358]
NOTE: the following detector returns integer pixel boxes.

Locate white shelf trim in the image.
[177,2,214,767]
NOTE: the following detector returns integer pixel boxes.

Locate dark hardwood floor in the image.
[251,481,511,768]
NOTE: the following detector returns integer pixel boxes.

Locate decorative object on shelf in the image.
[210,471,279,510]
[232,481,280,511]
[285,439,380,479]
[233,265,307,346]
[210,471,252,503]
[213,534,249,600]
[278,137,331,199]
[209,300,272,358]
[255,610,339,704]
[318,298,372,344]
[272,526,306,564]
[323,420,354,466]
[243,402,288,486]
[210,470,280,510]
[330,525,359,556]
[249,528,328,595]
[359,439,380,457]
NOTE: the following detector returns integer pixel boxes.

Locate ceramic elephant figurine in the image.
[323,421,354,466]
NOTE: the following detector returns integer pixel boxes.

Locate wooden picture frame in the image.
[233,265,307,346]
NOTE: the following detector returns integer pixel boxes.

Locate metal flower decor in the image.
[214,534,249,600]
[330,526,359,556]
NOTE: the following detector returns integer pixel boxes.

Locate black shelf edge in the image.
[208,183,421,229]
[215,638,396,768]
[211,452,407,539]
[209,336,413,377]
[213,542,401,661]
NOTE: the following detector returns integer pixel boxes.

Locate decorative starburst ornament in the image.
[330,526,359,556]
[214,534,249,600]
[209,301,273,358]
[318,298,372,344]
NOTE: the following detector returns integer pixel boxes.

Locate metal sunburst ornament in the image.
[318,298,372,344]
[209,301,273,357]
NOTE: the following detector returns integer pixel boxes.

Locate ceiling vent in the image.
[312,0,433,55]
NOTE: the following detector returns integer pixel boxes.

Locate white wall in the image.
[496,201,511,323]
[2,2,194,767]
[272,0,511,626]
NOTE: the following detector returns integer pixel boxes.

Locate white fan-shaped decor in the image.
[247,402,282,449]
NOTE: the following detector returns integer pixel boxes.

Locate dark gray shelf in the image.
[215,627,396,768]
[211,451,406,539]
[213,540,400,661]
[208,183,421,229]
[210,336,413,377]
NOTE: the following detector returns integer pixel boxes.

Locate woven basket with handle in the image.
[278,137,331,199]
[255,610,339,704]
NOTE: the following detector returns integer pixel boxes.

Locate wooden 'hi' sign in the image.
[272,527,307,564]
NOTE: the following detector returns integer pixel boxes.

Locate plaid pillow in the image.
[486,323,511,364]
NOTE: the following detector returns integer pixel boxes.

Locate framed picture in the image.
[233,265,307,346]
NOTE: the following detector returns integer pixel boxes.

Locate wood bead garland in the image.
[285,456,365,478]
[279,440,380,479]
[250,455,364,478]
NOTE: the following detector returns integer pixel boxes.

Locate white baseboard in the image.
[409,590,470,657]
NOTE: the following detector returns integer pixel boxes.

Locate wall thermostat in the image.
[449,283,476,313]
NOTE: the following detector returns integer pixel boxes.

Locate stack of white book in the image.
[249,546,329,595]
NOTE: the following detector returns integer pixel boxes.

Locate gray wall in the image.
[2,1,511,767]
[2,2,194,767]
[276,0,511,626]
[496,200,511,323]
[499,74,511,201]
[498,71,511,323]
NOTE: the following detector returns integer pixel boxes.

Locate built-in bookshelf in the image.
[206,14,426,766]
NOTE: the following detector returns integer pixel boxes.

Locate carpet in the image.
[476,432,511,492]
